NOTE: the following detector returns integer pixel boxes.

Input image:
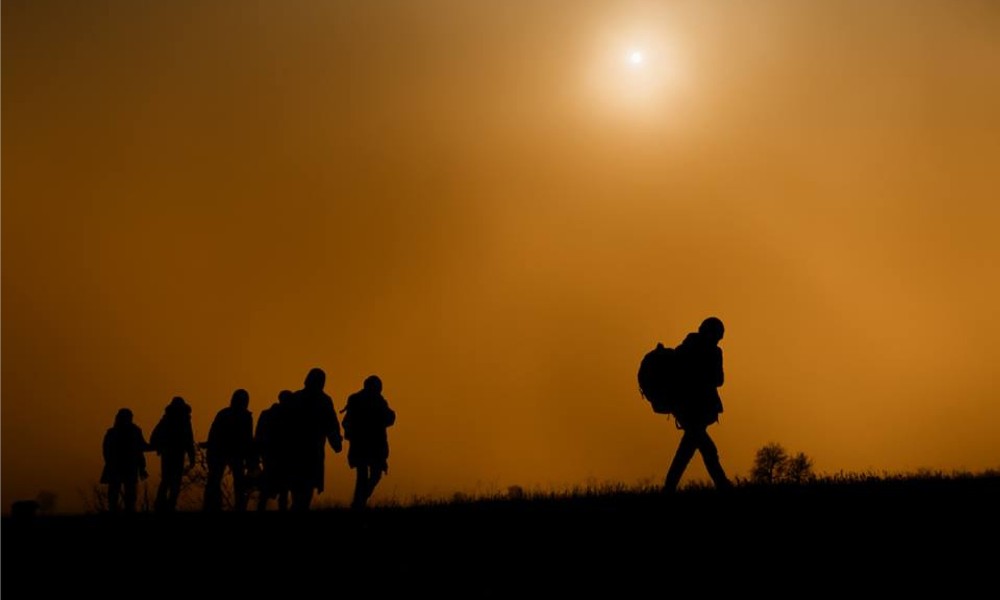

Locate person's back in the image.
[254,393,292,511]
[103,412,148,481]
[343,375,396,509]
[151,398,196,461]
[293,388,340,454]
[255,402,281,465]
[203,389,254,511]
[101,408,149,511]
[343,385,396,467]
[103,425,146,478]
[150,397,196,512]
[207,405,254,464]
[285,368,342,510]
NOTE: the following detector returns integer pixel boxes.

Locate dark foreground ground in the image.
[4,475,999,596]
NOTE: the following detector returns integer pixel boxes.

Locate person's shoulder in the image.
[678,332,699,350]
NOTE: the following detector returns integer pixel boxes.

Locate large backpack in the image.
[637,342,686,415]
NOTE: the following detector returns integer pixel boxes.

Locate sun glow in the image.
[583,28,687,120]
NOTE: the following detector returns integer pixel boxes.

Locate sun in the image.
[582,22,688,119]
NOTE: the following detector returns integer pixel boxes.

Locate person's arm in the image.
[384,401,396,428]
[254,415,265,444]
[148,423,160,454]
[252,415,265,463]
[186,423,197,467]
[102,431,112,464]
[325,398,343,453]
[244,413,260,470]
[341,402,352,441]
[713,348,725,388]
[202,412,220,450]
[243,413,255,461]
[137,429,149,479]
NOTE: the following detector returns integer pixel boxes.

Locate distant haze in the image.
[3,0,999,512]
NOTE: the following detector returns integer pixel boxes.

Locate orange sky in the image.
[3,0,999,513]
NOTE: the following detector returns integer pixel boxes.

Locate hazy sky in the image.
[3,0,999,513]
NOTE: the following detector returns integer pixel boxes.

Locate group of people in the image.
[102,316,733,514]
[100,368,397,513]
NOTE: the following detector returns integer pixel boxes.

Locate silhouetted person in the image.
[663,317,733,492]
[254,390,292,511]
[342,375,397,510]
[203,389,254,512]
[285,368,342,511]
[101,408,149,512]
[149,396,196,513]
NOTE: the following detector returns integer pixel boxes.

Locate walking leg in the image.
[352,467,368,510]
[696,430,732,490]
[664,431,699,492]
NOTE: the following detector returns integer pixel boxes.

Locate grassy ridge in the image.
[4,471,998,595]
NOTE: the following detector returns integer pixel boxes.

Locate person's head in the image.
[114,408,134,428]
[699,316,725,344]
[363,375,382,395]
[230,388,250,410]
[304,368,326,391]
[167,396,190,416]
[278,389,294,405]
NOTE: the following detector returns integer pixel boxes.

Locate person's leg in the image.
[256,478,270,512]
[204,461,224,511]
[155,458,169,511]
[290,486,313,511]
[352,467,368,509]
[256,463,273,511]
[123,482,138,512]
[155,478,170,512]
[664,430,699,492]
[274,466,288,511]
[230,460,248,511]
[107,483,121,512]
[367,466,383,503]
[158,457,181,512]
[694,429,732,489]
[167,472,182,510]
[289,487,302,511]
[173,454,187,509]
